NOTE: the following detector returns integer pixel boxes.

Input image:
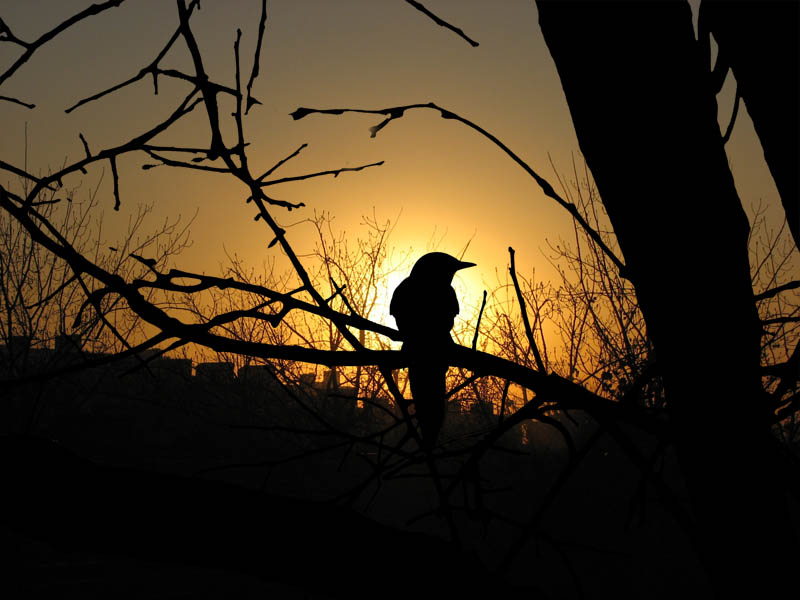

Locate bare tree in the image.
[0,150,191,432]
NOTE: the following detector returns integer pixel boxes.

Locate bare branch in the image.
[66,66,246,114]
[63,0,202,113]
[65,70,146,114]
[755,280,800,301]
[722,88,740,145]
[27,90,203,203]
[0,16,29,47]
[404,0,479,47]
[472,289,487,351]
[257,143,308,181]
[110,156,120,211]
[0,0,126,88]
[769,341,800,405]
[79,133,92,159]
[509,247,546,373]
[142,150,230,173]
[763,316,800,326]
[0,95,35,109]
[0,159,52,188]
[256,193,305,212]
[260,161,384,187]
[775,390,800,421]
[233,28,247,171]
[245,0,268,113]
[292,102,627,276]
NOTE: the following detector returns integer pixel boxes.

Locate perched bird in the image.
[390,252,475,450]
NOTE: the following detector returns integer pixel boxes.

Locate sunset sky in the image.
[0,0,786,324]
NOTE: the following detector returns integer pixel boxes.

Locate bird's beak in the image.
[457,261,476,271]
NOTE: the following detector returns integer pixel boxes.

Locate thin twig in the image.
[404,0,479,47]
[508,247,546,373]
[246,0,268,113]
[260,161,384,186]
[257,143,308,181]
[755,280,800,302]
[472,289,487,351]
[110,156,120,210]
[78,133,92,159]
[291,102,627,275]
[0,0,126,88]
[721,88,740,145]
[63,0,201,113]
[0,95,35,109]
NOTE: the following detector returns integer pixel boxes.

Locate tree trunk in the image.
[536,1,797,595]
[702,0,800,249]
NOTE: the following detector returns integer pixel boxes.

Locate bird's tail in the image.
[408,363,447,452]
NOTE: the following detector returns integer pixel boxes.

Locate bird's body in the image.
[390,252,475,451]
[390,276,459,344]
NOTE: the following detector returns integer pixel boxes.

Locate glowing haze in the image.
[0,0,781,326]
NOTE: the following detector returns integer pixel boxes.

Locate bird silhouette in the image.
[390,252,475,451]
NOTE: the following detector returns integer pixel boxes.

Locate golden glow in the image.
[0,0,782,337]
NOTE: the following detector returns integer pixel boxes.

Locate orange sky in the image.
[0,0,789,325]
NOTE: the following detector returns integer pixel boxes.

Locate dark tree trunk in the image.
[702,0,800,249]
[536,1,797,595]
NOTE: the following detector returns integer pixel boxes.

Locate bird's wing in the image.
[390,278,414,331]
[437,285,459,333]
[389,277,409,317]
[447,285,459,318]
[391,279,461,340]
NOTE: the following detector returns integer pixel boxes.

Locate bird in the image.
[390,252,475,451]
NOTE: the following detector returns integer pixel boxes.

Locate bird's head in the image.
[409,252,476,283]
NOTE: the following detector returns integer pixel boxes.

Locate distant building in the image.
[319,369,339,390]
[151,357,192,380]
[335,386,356,398]
[54,334,81,356]
[299,373,316,387]
[137,349,160,362]
[468,397,494,415]
[9,335,32,354]
[239,364,282,388]
[1,335,32,365]
[196,361,234,383]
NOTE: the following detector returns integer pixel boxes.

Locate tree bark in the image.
[536,1,797,595]
[702,0,800,249]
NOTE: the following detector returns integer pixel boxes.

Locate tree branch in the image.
[291,102,627,276]
[0,95,35,109]
[260,161,384,186]
[0,0,126,88]
[245,0,267,113]
[721,88,740,145]
[257,143,308,181]
[404,0,479,47]
[755,279,800,301]
[63,1,202,114]
[508,247,546,373]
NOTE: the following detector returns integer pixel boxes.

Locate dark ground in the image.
[1,367,716,599]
